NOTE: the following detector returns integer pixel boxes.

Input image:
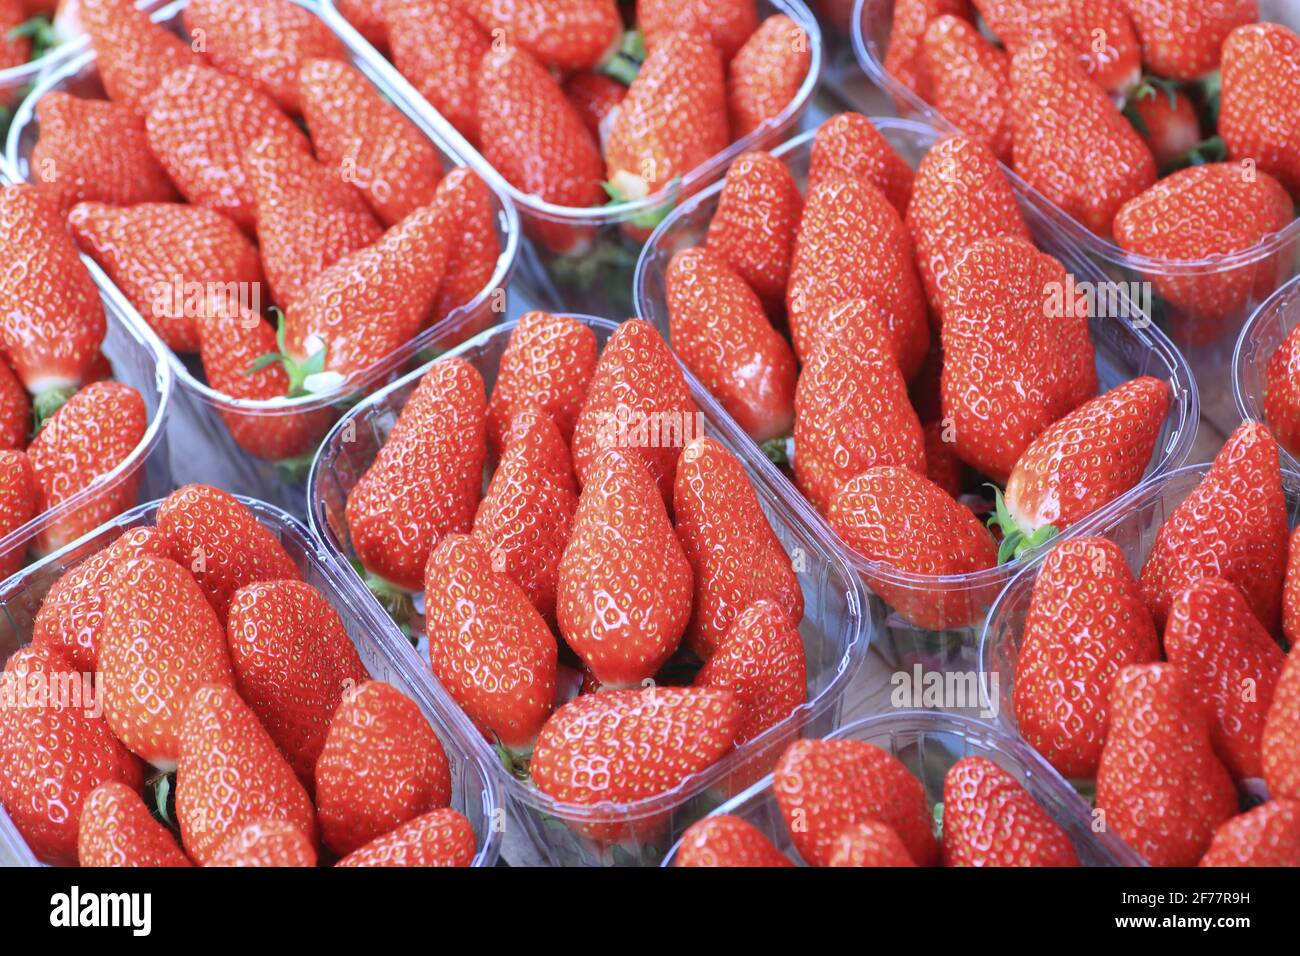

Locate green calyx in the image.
[599,179,678,231]
[985,484,1059,566]
[9,17,59,60]
[760,436,791,467]
[360,567,416,638]
[1176,134,1226,169]
[598,30,645,85]
[494,740,532,782]
[244,307,328,398]
[31,385,76,433]
[146,769,179,833]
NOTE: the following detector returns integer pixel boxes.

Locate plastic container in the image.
[1234,273,1300,471]
[3,0,519,515]
[307,314,870,867]
[634,117,1200,674]
[0,495,503,867]
[660,710,1146,866]
[851,0,1300,433]
[317,0,822,317]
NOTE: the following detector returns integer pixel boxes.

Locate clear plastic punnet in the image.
[1234,273,1300,471]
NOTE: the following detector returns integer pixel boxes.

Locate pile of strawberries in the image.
[0,483,479,867]
[664,116,1173,629]
[1011,420,1300,866]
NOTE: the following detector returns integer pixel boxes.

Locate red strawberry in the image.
[704,150,802,311]
[673,814,792,867]
[826,821,918,867]
[144,64,310,231]
[315,680,452,856]
[176,683,318,865]
[460,0,620,72]
[0,0,28,73]
[1200,799,1300,866]
[1010,38,1155,237]
[1221,22,1300,200]
[1125,85,1202,169]
[1096,663,1238,866]
[80,0,202,112]
[429,168,500,327]
[773,738,939,867]
[67,200,264,354]
[923,420,965,497]
[1263,646,1300,800]
[564,70,626,146]
[0,360,28,452]
[78,781,193,867]
[827,466,998,629]
[424,534,557,752]
[384,0,490,145]
[0,644,144,865]
[184,0,346,113]
[299,57,442,227]
[665,247,796,442]
[337,0,386,48]
[605,32,730,201]
[1286,525,1300,647]
[639,0,756,61]
[1013,538,1160,779]
[336,808,476,867]
[0,185,106,398]
[0,451,35,579]
[206,819,317,867]
[1138,421,1288,633]
[558,449,693,687]
[806,112,915,216]
[1122,0,1257,82]
[883,0,973,100]
[942,756,1080,866]
[727,14,811,138]
[346,359,486,591]
[921,16,1012,162]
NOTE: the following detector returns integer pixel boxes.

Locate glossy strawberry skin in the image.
[827,821,918,867]
[430,168,500,327]
[207,819,317,867]
[78,781,193,867]
[0,0,28,73]
[1265,325,1300,467]
[640,0,756,61]
[564,70,626,145]
[338,0,387,48]
[0,451,36,580]
[336,808,476,867]
[883,0,973,101]
[461,0,620,72]
[673,814,792,867]
[1263,646,1300,800]
[806,112,915,216]
[385,0,490,145]
[942,756,1080,866]
[727,14,810,138]
[922,16,1012,162]
[1129,87,1202,169]
[1285,525,1300,647]
[1122,0,1257,81]
[1220,23,1300,200]
[923,420,965,497]
[0,360,28,453]
[1200,799,1300,867]
[80,0,203,113]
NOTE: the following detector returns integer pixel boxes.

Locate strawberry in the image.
[336,808,476,867]
[639,0,756,61]
[0,185,106,399]
[665,247,796,442]
[429,168,500,326]
[557,449,693,687]
[26,381,147,555]
[1096,663,1238,866]
[243,133,384,312]
[726,14,810,138]
[883,0,973,100]
[183,0,346,113]
[1286,525,1300,646]
[0,360,28,452]
[1267,325,1300,466]
[827,466,998,629]
[806,112,914,216]
[0,644,144,865]
[79,0,202,112]
[923,420,964,497]
[384,0,489,146]
[78,781,193,867]
[30,92,177,213]
[564,70,626,146]
[704,150,802,311]
[1013,538,1160,779]
[67,200,264,354]
[1125,85,1201,170]
[570,318,698,506]
[176,683,318,865]
[144,64,309,232]
[315,680,452,856]
[1220,22,1300,200]
[605,32,730,202]
[1200,800,1300,866]
[826,821,918,867]
[299,57,442,227]
[460,0,620,72]
[942,756,1080,866]
[1263,646,1300,799]
[1010,38,1156,237]
[0,0,28,73]
[30,526,171,672]
[0,451,35,580]
[921,16,1012,163]
[226,580,369,789]
[1122,0,1258,82]
[337,0,386,49]
[206,819,317,867]
[673,814,792,867]
[773,738,939,867]
[346,358,486,592]
[1112,164,1294,325]
[673,436,803,659]
[1138,421,1288,633]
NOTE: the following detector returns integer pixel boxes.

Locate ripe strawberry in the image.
[564,70,626,146]
[1096,663,1238,866]
[1125,85,1201,169]
[558,449,693,687]
[67,200,264,354]
[26,381,147,555]
[0,360,28,452]
[206,819,317,867]
[0,644,144,866]
[640,0,756,61]
[346,358,486,591]
[315,680,452,856]
[883,0,973,100]
[1286,525,1300,647]
[0,185,106,398]
[1113,164,1294,325]
[1122,0,1257,82]
[806,112,915,216]
[184,0,346,113]
[921,16,1012,162]
[384,0,490,145]
[1013,538,1160,779]
[460,0,620,72]
[1138,421,1288,633]
[0,451,36,580]
[144,64,310,231]
[704,150,802,311]
[1267,326,1300,466]
[942,756,1080,866]
[665,247,796,442]
[243,133,384,312]
[1200,800,1300,867]
[80,0,202,112]
[1263,646,1300,800]
[1220,22,1300,200]
[673,814,792,867]
[78,781,193,867]
[826,821,918,867]
[1010,38,1156,237]
[774,738,939,867]
[923,420,964,497]
[570,319,699,506]
[429,168,500,326]
[727,14,811,138]
[337,0,386,49]
[827,466,998,629]
[0,0,28,74]
[336,808,476,867]
[605,32,729,201]
[176,683,318,865]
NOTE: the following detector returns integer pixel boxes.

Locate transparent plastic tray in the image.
[1234,273,1300,471]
